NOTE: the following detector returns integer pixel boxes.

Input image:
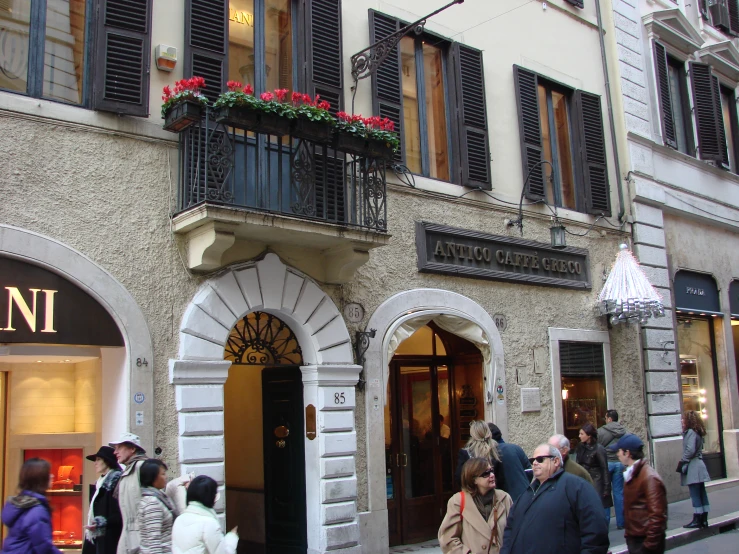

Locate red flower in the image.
[337,111,349,121]
[274,88,288,102]
[302,93,312,104]
[261,92,274,101]
[226,80,243,92]
[244,84,254,95]
[292,91,303,105]
[317,100,331,111]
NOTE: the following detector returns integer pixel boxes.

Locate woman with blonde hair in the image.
[439,457,512,553]
[455,421,501,488]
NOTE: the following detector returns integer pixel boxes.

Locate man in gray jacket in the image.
[598,409,627,529]
[109,432,148,554]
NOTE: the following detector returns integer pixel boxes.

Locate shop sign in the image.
[730,281,739,317]
[415,222,591,290]
[0,257,124,346]
[674,271,721,314]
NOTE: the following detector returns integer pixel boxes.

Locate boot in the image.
[701,513,709,528]
[683,514,701,528]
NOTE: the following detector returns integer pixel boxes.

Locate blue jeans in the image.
[605,461,625,528]
[688,482,710,514]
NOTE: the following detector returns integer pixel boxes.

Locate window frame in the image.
[0,0,93,107]
[666,53,696,156]
[548,327,614,437]
[400,33,455,181]
[719,81,739,173]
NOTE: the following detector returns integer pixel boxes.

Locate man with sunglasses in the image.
[500,444,609,554]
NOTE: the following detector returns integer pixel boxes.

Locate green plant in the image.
[292,92,335,125]
[161,77,208,117]
[214,83,294,119]
[335,112,399,152]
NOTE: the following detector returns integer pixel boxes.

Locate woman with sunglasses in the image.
[439,457,512,554]
[576,422,612,523]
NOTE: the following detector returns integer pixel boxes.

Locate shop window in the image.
[370,10,491,188]
[514,66,611,216]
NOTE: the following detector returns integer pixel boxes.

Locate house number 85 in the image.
[334,392,346,404]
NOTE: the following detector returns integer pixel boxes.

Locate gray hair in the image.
[536,443,563,465]
[549,434,570,450]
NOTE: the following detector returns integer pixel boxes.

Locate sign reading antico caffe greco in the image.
[416,222,591,290]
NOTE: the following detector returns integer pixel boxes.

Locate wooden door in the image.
[262,366,307,554]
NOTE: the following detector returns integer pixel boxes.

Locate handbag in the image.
[675,460,687,473]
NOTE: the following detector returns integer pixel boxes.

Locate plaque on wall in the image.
[416,222,591,290]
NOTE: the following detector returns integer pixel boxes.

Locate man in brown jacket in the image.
[611,434,667,554]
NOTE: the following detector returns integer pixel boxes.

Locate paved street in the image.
[669,528,739,553]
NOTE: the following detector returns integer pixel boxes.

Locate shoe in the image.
[683,514,701,528]
[701,513,709,528]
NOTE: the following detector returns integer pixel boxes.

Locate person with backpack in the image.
[0,458,62,554]
[597,409,627,528]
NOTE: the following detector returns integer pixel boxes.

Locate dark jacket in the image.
[0,490,63,554]
[597,422,627,463]
[500,469,609,554]
[576,441,612,508]
[455,448,501,492]
[82,470,123,554]
[495,443,531,502]
[623,459,667,550]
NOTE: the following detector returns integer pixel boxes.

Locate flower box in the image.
[367,139,395,161]
[258,112,292,136]
[214,105,261,131]
[334,131,369,157]
[291,118,334,143]
[163,100,203,132]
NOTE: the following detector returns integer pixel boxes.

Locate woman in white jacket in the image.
[172,475,239,554]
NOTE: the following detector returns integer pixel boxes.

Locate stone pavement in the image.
[388,480,739,553]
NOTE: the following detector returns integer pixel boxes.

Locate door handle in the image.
[401,453,408,467]
[395,454,400,467]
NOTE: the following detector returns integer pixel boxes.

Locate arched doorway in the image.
[224,311,307,554]
[385,323,483,545]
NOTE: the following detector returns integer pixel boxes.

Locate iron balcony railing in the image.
[175,108,388,233]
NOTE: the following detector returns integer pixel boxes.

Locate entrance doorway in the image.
[224,312,307,554]
[385,323,483,546]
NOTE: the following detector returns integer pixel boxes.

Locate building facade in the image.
[606,0,739,500]
[1,1,651,552]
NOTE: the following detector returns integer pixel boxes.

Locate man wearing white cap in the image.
[109,433,147,554]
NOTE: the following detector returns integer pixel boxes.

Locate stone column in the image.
[632,202,684,501]
[301,364,362,554]
[169,360,231,524]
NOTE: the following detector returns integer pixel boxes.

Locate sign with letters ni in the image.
[415,222,591,290]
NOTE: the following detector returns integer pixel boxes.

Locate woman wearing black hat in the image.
[82,446,122,554]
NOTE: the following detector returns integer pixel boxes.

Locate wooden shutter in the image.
[184,0,227,102]
[92,0,152,116]
[653,42,677,149]
[690,62,723,161]
[513,66,545,200]
[729,1,739,35]
[712,75,731,169]
[370,11,403,163]
[564,0,584,8]
[304,0,343,113]
[574,90,611,216]
[451,44,491,189]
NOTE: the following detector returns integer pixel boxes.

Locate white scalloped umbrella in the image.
[597,244,665,325]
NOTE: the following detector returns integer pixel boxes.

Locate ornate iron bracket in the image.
[350,0,465,84]
[391,163,416,188]
[355,328,376,391]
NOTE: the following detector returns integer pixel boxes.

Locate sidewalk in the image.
[388,480,739,553]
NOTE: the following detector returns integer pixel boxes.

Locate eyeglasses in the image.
[479,469,494,478]
[528,455,556,464]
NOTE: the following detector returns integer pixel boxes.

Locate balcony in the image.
[171,108,391,282]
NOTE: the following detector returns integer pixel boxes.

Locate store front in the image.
[729,281,739,399]
[0,226,154,552]
[674,271,726,480]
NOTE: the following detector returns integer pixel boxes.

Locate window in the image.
[689,62,735,169]
[370,11,491,189]
[719,84,739,172]
[0,0,87,104]
[701,0,739,36]
[514,66,611,216]
[653,42,695,155]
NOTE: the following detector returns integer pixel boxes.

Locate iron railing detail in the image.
[176,108,388,233]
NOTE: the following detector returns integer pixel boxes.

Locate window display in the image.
[24,449,83,549]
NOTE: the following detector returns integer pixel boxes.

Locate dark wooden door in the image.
[262,366,307,554]
[387,360,454,545]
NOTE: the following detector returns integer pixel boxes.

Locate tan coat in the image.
[116,455,146,554]
[438,490,513,554]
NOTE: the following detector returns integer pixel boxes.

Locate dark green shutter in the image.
[184,0,227,102]
[305,0,343,113]
[574,90,611,216]
[369,10,403,163]
[653,42,677,150]
[451,44,491,189]
[513,65,545,201]
[690,62,723,161]
[712,75,731,169]
[92,0,152,116]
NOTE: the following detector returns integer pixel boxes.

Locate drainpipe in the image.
[595,0,626,223]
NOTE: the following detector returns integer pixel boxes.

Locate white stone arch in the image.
[0,224,155,451]
[358,289,505,553]
[170,253,361,554]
